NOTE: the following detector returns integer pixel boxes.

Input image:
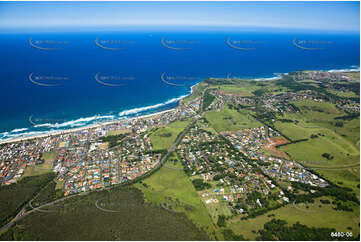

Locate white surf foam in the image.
[118,94,188,117]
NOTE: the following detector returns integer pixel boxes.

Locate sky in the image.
[0,1,359,32]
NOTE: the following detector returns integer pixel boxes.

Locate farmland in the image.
[228,197,360,240]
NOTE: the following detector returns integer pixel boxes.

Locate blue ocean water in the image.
[0,29,359,140]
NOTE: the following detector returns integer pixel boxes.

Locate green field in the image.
[327,89,359,98]
[182,82,207,104]
[313,168,360,198]
[202,197,233,224]
[106,129,131,136]
[274,99,360,196]
[55,179,64,191]
[205,107,262,132]
[0,186,209,240]
[149,120,191,150]
[344,71,360,81]
[278,128,359,166]
[275,100,359,167]
[22,151,56,178]
[213,84,261,96]
[228,197,360,240]
[134,160,218,240]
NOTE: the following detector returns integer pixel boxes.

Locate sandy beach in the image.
[0,108,178,145]
[0,83,199,145]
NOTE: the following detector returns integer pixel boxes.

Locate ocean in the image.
[0,28,359,141]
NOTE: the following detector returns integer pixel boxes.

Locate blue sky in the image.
[0,1,359,32]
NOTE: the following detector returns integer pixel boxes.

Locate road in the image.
[0,191,82,233]
[0,84,211,234]
[0,117,198,234]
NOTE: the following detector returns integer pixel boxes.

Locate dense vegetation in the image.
[99,133,126,148]
[0,173,55,227]
[31,181,63,207]
[256,219,339,240]
[202,89,216,110]
[192,178,211,191]
[222,229,246,241]
[0,187,209,241]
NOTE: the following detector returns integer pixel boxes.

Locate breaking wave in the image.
[118,94,188,117]
[0,88,194,142]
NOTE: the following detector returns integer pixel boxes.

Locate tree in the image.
[217,215,226,227]
[191,179,211,191]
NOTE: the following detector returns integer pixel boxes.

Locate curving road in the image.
[0,117,197,234]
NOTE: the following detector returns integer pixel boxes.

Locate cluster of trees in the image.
[0,172,56,227]
[290,181,359,206]
[158,132,172,137]
[253,106,277,124]
[212,174,224,181]
[257,219,339,241]
[99,133,126,148]
[252,88,268,97]
[332,200,353,212]
[202,89,216,110]
[320,199,331,204]
[204,78,234,85]
[144,149,167,155]
[191,179,211,191]
[32,181,61,206]
[322,153,334,160]
[334,121,344,127]
[334,113,359,121]
[222,229,246,241]
[278,118,294,123]
[217,215,227,227]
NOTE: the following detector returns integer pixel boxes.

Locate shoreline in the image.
[0,66,359,145]
[0,107,179,145]
[0,83,199,145]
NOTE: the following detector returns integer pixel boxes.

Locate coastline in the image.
[0,66,359,145]
[0,83,199,145]
[0,108,179,145]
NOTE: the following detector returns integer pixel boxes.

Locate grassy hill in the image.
[205,107,262,132]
